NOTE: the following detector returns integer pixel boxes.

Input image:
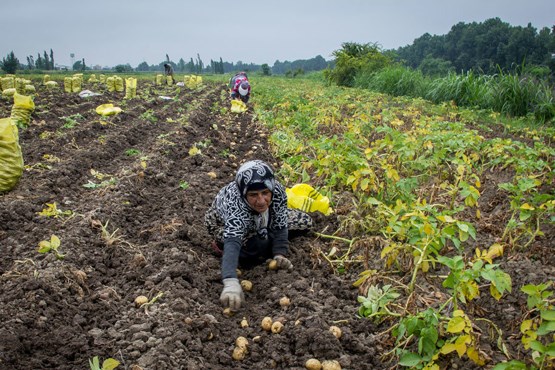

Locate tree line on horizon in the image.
[1,17,554,77]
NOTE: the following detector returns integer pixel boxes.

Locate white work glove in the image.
[274,255,293,271]
[220,278,244,311]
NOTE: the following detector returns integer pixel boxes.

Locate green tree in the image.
[136,61,150,71]
[26,56,35,70]
[114,64,133,73]
[418,55,454,77]
[177,58,186,72]
[261,63,271,76]
[73,59,86,71]
[325,42,392,86]
[196,53,203,73]
[1,51,19,74]
[35,53,44,70]
[50,49,55,70]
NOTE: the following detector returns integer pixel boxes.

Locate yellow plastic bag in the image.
[95,104,122,116]
[231,100,247,113]
[286,184,333,216]
[106,77,116,92]
[0,118,23,192]
[10,93,35,128]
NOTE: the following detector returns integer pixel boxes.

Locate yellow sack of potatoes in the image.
[43,75,50,84]
[15,78,28,94]
[114,76,124,92]
[2,88,16,99]
[96,103,122,116]
[155,74,164,86]
[286,184,333,216]
[1,76,15,90]
[64,77,73,93]
[71,76,82,93]
[0,118,24,192]
[125,78,137,99]
[231,100,247,113]
[106,77,116,92]
[25,85,36,95]
[10,93,35,128]
[45,81,58,89]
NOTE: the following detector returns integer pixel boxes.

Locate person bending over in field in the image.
[164,63,176,85]
[205,160,313,310]
[229,71,251,103]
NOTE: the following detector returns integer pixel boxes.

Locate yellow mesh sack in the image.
[43,75,50,84]
[0,118,23,192]
[10,93,35,128]
[114,76,124,92]
[45,81,58,89]
[125,78,137,99]
[155,74,163,86]
[2,88,16,99]
[25,85,36,95]
[106,77,116,92]
[286,184,333,215]
[64,77,73,93]
[71,76,82,93]
[1,76,15,90]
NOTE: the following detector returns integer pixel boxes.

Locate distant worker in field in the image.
[164,63,176,85]
[205,160,313,311]
[229,71,251,103]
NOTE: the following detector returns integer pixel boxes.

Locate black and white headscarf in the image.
[205,160,288,243]
[235,160,276,200]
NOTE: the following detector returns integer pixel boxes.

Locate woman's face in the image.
[245,188,272,213]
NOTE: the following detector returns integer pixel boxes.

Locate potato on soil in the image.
[134,295,148,307]
[271,321,284,334]
[240,280,253,291]
[279,296,291,307]
[329,325,342,339]
[232,346,246,361]
[223,307,235,317]
[240,317,249,328]
[268,259,278,270]
[305,358,322,370]
[235,336,249,349]
[261,316,273,331]
[321,360,341,370]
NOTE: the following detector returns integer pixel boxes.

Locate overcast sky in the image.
[1,0,553,69]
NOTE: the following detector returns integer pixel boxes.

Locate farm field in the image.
[0,74,554,370]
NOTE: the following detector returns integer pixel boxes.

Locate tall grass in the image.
[354,65,427,98]
[353,65,555,124]
[489,71,555,121]
[425,71,491,109]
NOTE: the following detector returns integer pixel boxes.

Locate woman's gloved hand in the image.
[220,278,244,310]
[274,255,293,271]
